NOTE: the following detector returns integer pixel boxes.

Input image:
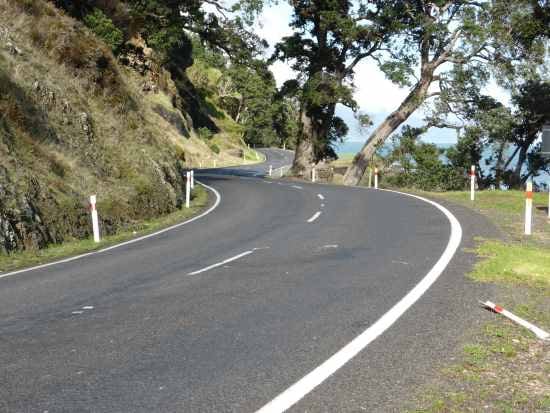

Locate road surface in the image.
[0,149,493,412]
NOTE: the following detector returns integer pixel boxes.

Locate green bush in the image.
[83,9,124,53]
[209,143,220,154]
[197,127,213,140]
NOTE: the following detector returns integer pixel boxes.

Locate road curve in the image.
[0,149,467,412]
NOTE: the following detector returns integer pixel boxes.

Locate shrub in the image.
[83,9,124,53]
[209,143,220,154]
[197,127,213,140]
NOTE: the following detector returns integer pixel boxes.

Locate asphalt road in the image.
[0,149,496,412]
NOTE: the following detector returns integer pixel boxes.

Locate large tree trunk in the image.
[292,110,318,176]
[292,103,335,177]
[343,77,432,186]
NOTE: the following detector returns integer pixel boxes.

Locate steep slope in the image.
[0,0,250,254]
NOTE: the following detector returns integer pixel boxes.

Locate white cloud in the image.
[352,60,410,113]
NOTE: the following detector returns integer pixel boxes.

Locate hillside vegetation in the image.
[0,0,262,254]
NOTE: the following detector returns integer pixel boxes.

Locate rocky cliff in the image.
[0,0,246,254]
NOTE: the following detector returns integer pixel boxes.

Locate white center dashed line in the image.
[188,250,254,275]
[291,185,303,190]
[317,194,325,200]
[307,211,322,223]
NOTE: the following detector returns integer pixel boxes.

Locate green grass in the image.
[470,240,550,290]
[0,186,208,273]
[431,190,548,214]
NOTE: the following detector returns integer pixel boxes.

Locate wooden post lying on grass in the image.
[470,165,476,201]
[374,167,378,189]
[186,171,191,209]
[525,181,533,235]
[89,195,100,243]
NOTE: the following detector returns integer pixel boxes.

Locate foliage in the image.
[381,127,466,191]
[273,0,401,167]
[83,8,124,53]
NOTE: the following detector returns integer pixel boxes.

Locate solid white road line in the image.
[307,211,322,223]
[187,250,254,275]
[0,181,222,281]
[317,194,325,200]
[255,190,462,413]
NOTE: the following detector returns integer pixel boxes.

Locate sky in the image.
[252,2,510,146]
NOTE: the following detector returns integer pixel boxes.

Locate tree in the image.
[273,0,399,176]
[343,1,499,185]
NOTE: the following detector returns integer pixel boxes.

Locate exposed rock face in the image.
[120,34,159,93]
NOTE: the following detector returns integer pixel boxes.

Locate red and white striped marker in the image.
[482,300,549,341]
[89,195,100,243]
[185,171,191,209]
[470,165,475,201]
[374,167,379,189]
[525,181,533,235]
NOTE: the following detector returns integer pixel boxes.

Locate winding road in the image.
[0,149,491,412]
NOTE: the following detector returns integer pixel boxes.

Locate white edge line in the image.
[307,211,322,223]
[255,189,462,413]
[0,181,222,280]
[317,194,325,200]
[187,250,254,276]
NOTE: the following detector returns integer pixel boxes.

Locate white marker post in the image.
[185,171,191,209]
[374,167,378,189]
[525,180,533,235]
[213,159,217,168]
[269,165,273,177]
[470,165,476,201]
[190,170,194,189]
[548,184,550,219]
[199,161,203,169]
[312,168,317,183]
[89,195,100,243]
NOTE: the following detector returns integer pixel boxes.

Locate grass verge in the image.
[0,185,209,273]
[406,189,550,413]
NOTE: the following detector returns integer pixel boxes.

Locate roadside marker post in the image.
[374,167,378,189]
[470,165,475,201]
[312,168,317,183]
[482,301,549,341]
[547,184,550,219]
[269,165,273,177]
[185,171,191,209]
[213,159,217,168]
[525,180,533,235]
[190,170,194,189]
[89,195,100,243]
